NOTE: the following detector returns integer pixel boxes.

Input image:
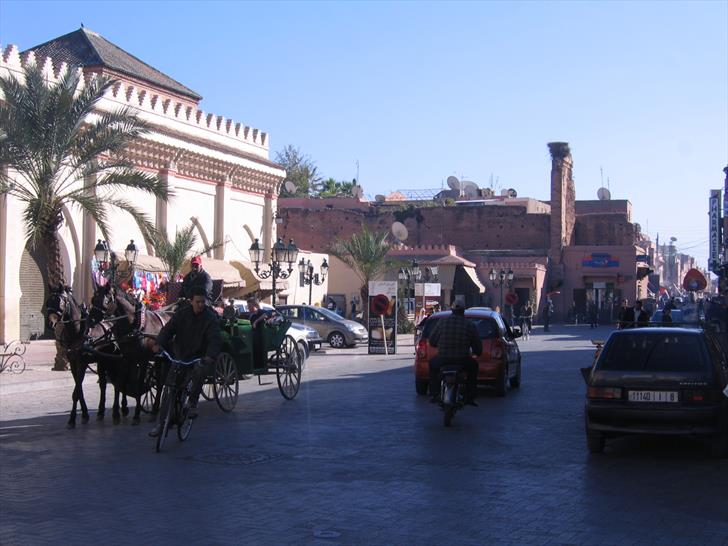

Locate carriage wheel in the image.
[141,364,159,414]
[213,353,239,412]
[276,335,302,400]
[200,383,214,401]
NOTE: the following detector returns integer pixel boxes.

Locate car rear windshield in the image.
[421,316,499,340]
[597,333,709,373]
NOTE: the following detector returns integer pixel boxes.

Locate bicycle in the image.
[154,350,202,453]
[516,316,531,340]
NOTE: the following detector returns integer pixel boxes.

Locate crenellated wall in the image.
[279,204,551,253]
[0,45,271,160]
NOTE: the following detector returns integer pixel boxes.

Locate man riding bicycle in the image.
[149,286,221,437]
[428,301,482,406]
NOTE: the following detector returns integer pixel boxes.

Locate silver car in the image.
[277,305,369,348]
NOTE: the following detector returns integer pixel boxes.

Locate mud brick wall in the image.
[574,214,634,246]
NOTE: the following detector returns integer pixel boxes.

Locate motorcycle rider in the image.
[428,301,482,406]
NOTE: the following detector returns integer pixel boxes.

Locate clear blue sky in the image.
[1,0,726,267]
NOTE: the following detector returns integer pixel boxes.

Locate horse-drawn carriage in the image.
[193,314,303,411]
[46,275,303,430]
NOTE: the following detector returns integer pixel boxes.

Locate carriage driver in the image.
[149,286,222,437]
[180,255,213,305]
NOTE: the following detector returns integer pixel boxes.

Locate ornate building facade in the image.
[0,28,287,343]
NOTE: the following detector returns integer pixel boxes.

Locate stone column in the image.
[263,192,275,254]
[546,142,575,322]
[80,173,97,302]
[214,180,230,260]
[156,167,177,243]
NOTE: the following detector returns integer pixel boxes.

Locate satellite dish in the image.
[597,187,611,201]
[352,185,363,199]
[670,236,677,243]
[500,188,509,196]
[391,222,408,242]
[463,185,478,198]
[446,176,460,190]
[507,188,517,198]
[284,181,296,193]
[374,194,386,203]
[480,187,494,198]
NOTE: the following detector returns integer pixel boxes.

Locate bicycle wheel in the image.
[155,386,175,453]
[177,381,194,442]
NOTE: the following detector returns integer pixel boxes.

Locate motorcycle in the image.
[439,365,468,427]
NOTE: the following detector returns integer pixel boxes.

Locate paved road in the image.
[1,326,727,545]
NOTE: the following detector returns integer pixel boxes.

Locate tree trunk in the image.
[360,284,369,323]
[42,229,69,371]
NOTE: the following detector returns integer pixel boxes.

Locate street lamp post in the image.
[249,237,299,306]
[398,259,421,315]
[298,257,329,305]
[489,267,514,312]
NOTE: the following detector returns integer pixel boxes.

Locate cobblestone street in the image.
[1,326,727,545]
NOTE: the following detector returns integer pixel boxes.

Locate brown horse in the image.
[45,285,126,428]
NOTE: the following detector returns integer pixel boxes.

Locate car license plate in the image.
[628,390,679,403]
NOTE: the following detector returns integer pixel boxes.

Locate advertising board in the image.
[367,281,397,355]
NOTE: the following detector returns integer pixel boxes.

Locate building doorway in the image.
[19,244,52,340]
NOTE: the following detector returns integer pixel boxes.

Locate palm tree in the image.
[150,223,220,281]
[0,63,169,369]
[329,225,393,319]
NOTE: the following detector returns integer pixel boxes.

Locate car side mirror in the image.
[580,367,592,384]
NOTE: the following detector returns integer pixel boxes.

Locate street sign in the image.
[367,281,397,355]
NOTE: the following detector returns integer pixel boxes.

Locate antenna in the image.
[391,222,408,242]
[600,166,604,187]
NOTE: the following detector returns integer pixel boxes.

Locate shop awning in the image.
[463,266,486,293]
[197,258,245,287]
[112,252,167,273]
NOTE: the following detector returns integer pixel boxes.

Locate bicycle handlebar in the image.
[157,350,202,367]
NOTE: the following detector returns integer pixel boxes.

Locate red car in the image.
[414,307,522,397]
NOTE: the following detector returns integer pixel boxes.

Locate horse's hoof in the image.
[121,408,130,417]
[132,418,140,426]
[67,422,76,429]
[81,415,89,424]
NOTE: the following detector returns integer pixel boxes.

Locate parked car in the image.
[649,308,702,325]
[414,307,522,397]
[582,327,728,456]
[277,305,369,348]
[288,322,323,357]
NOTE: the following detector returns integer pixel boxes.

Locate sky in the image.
[1,0,726,268]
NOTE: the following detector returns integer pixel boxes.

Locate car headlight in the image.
[306,330,318,339]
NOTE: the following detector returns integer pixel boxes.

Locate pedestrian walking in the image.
[542,298,553,332]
